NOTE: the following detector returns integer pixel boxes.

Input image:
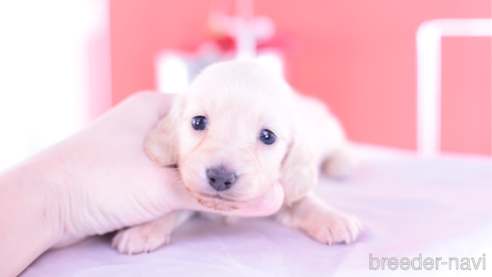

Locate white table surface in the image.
[21,146,492,276]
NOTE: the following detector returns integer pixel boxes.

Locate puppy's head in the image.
[146,61,317,211]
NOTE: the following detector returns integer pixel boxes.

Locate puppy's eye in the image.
[192,116,207,131]
[259,129,276,145]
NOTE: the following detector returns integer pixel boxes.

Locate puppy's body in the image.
[293,92,355,176]
[112,61,361,254]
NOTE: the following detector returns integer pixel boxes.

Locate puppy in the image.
[112,61,362,254]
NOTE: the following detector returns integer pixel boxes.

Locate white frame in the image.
[416,18,492,157]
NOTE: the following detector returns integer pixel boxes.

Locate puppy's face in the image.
[146,62,317,211]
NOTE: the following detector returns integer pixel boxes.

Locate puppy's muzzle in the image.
[206,167,237,191]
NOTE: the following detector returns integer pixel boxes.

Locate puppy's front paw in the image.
[302,211,362,245]
[112,224,170,255]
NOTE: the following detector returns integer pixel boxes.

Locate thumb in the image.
[224,182,284,217]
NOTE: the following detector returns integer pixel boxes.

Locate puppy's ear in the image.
[144,95,183,166]
[279,137,318,205]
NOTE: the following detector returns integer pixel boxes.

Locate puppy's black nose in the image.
[206,168,236,191]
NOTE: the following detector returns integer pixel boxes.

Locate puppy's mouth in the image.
[197,192,238,202]
[186,189,249,211]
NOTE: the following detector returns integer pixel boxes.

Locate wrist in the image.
[0,160,63,276]
[21,151,90,248]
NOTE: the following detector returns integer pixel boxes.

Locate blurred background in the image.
[0,0,490,171]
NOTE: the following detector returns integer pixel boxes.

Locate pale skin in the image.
[0,92,284,277]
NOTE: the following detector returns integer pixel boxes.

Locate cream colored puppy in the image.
[112,61,361,254]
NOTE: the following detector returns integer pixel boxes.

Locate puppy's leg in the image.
[112,210,195,254]
[275,193,362,244]
[322,142,358,179]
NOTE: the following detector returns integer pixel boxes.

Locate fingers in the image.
[225,182,284,217]
[125,91,176,119]
[104,91,175,130]
[84,91,175,142]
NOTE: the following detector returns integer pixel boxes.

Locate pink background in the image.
[109,0,491,155]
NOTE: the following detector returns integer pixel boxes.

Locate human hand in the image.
[45,92,284,246]
[0,92,283,276]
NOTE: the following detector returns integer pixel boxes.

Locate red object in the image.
[110,0,491,155]
[214,35,236,52]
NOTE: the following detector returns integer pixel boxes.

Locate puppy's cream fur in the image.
[113,61,361,254]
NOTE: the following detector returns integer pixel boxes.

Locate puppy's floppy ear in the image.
[144,95,183,166]
[279,136,318,205]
